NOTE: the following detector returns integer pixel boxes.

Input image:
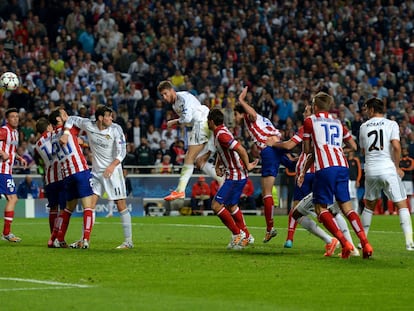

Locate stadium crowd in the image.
[1,1,414,189]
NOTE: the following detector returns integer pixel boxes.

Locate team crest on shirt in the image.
[105,134,111,140]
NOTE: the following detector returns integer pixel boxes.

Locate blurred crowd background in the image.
[1,0,414,183]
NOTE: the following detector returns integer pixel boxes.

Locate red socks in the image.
[49,209,58,233]
[217,207,240,235]
[56,209,72,242]
[286,209,298,241]
[3,210,14,235]
[263,195,274,232]
[231,207,250,237]
[346,210,368,246]
[82,208,94,241]
[318,210,348,247]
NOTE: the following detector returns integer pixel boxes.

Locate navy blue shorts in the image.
[45,180,66,209]
[293,173,314,201]
[214,179,247,206]
[64,170,94,202]
[260,146,294,177]
[313,167,350,205]
[0,174,16,195]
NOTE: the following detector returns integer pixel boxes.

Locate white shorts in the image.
[195,134,216,161]
[296,193,316,217]
[364,173,407,202]
[91,165,127,200]
[296,192,340,216]
[188,120,209,146]
[348,180,357,199]
[403,180,413,195]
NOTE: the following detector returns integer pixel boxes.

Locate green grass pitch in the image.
[0,215,413,311]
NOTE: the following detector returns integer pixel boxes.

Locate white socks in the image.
[298,216,332,244]
[335,213,356,248]
[399,207,413,245]
[361,208,373,236]
[120,209,132,243]
[176,164,194,192]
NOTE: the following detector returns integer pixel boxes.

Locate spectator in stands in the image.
[134,137,154,174]
[127,117,143,147]
[123,142,137,167]
[77,24,95,54]
[14,145,35,174]
[151,99,165,130]
[191,176,211,215]
[17,175,39,199]
[156,154,173,175]
[128,54,149,84]
[146,123,161,151]
[161,127,177,149]
[170,139,185,166]
[155,139,172,159]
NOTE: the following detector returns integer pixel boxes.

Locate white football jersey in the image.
[359,117,400,176]
[173,91,209,125]
[65,116,126,173]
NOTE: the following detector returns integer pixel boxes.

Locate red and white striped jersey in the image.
[291,126,315,175]
[51,126,89,178]
[214,124,248,181]
[243,113,281,150]
[35,130,62,185]
[303,112,350,171]
[0,124,19,174]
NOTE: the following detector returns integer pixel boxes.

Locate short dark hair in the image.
[364,97,385,114]
[48,109,61,126]
[208,108,224,126]
[5,108,18,118]
[95,105,113,120]
[234,104,246,114]
[36,117,50,133]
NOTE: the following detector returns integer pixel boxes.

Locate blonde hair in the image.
[312,92,333,111]
[157,80,174,93]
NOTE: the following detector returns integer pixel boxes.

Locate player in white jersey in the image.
[34,118,66,247]
[359,98,414,250]
[157,81,222,201]
[62,105,133,249]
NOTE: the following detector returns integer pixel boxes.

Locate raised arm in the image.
[238,86,257,121]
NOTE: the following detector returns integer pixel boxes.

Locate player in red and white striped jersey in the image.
[235,87,293,244]
[302,92,373,259]
[208,108,258,249]
[34,118,66,247]
[0,108,27,243]
[48,108,95,249]
[267,104,358,256]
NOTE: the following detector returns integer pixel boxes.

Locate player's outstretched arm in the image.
[238,86,257,121]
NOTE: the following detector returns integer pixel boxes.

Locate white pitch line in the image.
[0,286,79,292]
[0,277,93,288]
